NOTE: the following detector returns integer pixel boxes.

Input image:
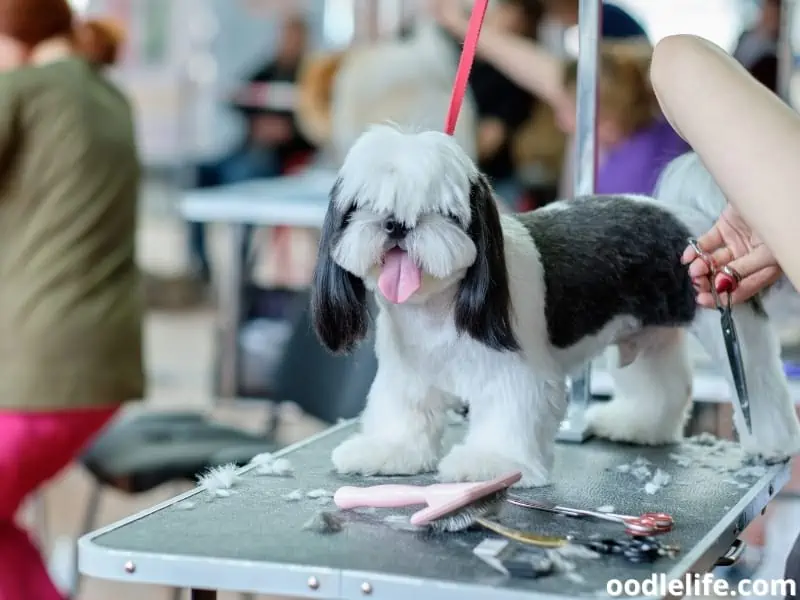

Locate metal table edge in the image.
[78,420,354,545]
[665,459,791,578]
[333,461,793,600]
[178,197,327,227]
[76,540,595,600]
[77,421,357,594]
[76,424,792,599]
[338,569,580,600]
[77,541,342,597]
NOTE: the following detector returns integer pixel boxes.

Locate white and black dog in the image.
[311,124,800,487]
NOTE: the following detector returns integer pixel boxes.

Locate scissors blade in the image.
[720,310,752,433]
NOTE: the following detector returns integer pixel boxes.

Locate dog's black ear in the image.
[310,179,369,354]
[454,175,520,352]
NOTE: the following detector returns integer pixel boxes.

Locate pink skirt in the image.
[0,406,118,600]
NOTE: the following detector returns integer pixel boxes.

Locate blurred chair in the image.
[269,297,376,424]
[73,411,276,600]
[68,292,375,599]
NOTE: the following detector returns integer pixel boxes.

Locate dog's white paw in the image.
[331,434,439,476]
[741,429,800,463]
[437,444,549,487]
[738,400,800,461]
[586,400,680,446]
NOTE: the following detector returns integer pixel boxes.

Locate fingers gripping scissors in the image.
[687,238,752,434]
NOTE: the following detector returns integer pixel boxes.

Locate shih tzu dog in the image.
[311,125,800,487]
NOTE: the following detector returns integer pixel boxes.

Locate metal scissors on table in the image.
[506,496,673,536]
[687,238,752,434]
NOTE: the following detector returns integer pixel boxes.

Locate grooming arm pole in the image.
[557,0,601,443]
[778,0,795,103]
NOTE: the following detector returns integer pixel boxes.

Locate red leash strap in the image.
[444,0,490,136]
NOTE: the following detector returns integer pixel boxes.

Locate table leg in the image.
[189,589,217,600]
[558,373,593,443]
[556,0,600,446]
[217,223,248,398]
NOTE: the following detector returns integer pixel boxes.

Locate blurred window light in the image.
[324,0,355,47]
[379,0,404,36]
[564,0,750,56]
[68,0,91,14]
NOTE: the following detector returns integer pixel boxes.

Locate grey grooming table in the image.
[78,420,790,600]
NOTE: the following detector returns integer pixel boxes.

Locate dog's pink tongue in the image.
[378,248,421,304]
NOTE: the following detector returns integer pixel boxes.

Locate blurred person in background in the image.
[430,0,647,110]
[467,0,543,208]
[430,0,648,197]
[733,0,780,94]
[0,1,144,599]
[188,14,316,285]
[542,0,646,40]
[556,43,689,195]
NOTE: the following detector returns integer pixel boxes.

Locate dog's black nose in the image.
[383,217,407,240]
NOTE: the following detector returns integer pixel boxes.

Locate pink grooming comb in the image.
[334,472,522,527]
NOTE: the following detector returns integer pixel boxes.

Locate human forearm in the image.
[443,17,565,106]
[478,30,565,106]
[651,34,800,288]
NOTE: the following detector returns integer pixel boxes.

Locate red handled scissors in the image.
[602,511,674,536]
[507,497,674,536]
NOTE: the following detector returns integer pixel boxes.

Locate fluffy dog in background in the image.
[311,126,800,487]
[325,19,478,163]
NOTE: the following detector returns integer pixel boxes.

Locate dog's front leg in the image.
[331,357,447,476]
[437,365,566,487]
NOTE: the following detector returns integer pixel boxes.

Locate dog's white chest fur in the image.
[375,302,499,400]
[378,305,454,374]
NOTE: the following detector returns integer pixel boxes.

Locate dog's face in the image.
[331,134,479,300]
[311,125,519,354]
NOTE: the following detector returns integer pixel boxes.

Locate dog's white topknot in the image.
[336,124,478,226]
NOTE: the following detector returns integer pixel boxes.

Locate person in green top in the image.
[0,2,144,598]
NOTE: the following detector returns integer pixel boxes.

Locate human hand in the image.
[426,0,469,36]
[477,118,506,159]
[681,204,782,308]
[231,82,268,107]
[251,115,293,144]
[0,37,26,71]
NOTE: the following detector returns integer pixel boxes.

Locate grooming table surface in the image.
[79,421,790,600]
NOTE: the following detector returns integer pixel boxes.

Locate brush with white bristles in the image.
[333,472,592,550]
[425,489,511,533]
[429,501,591,550]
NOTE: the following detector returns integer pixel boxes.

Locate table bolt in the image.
[307,576,320,590]
[123,561,136,574]
[361,581,373,595]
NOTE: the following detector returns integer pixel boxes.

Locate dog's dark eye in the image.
[341,205,356,227]
[446,214,463,227]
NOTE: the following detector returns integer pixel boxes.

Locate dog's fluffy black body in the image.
[514,195,697,349]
